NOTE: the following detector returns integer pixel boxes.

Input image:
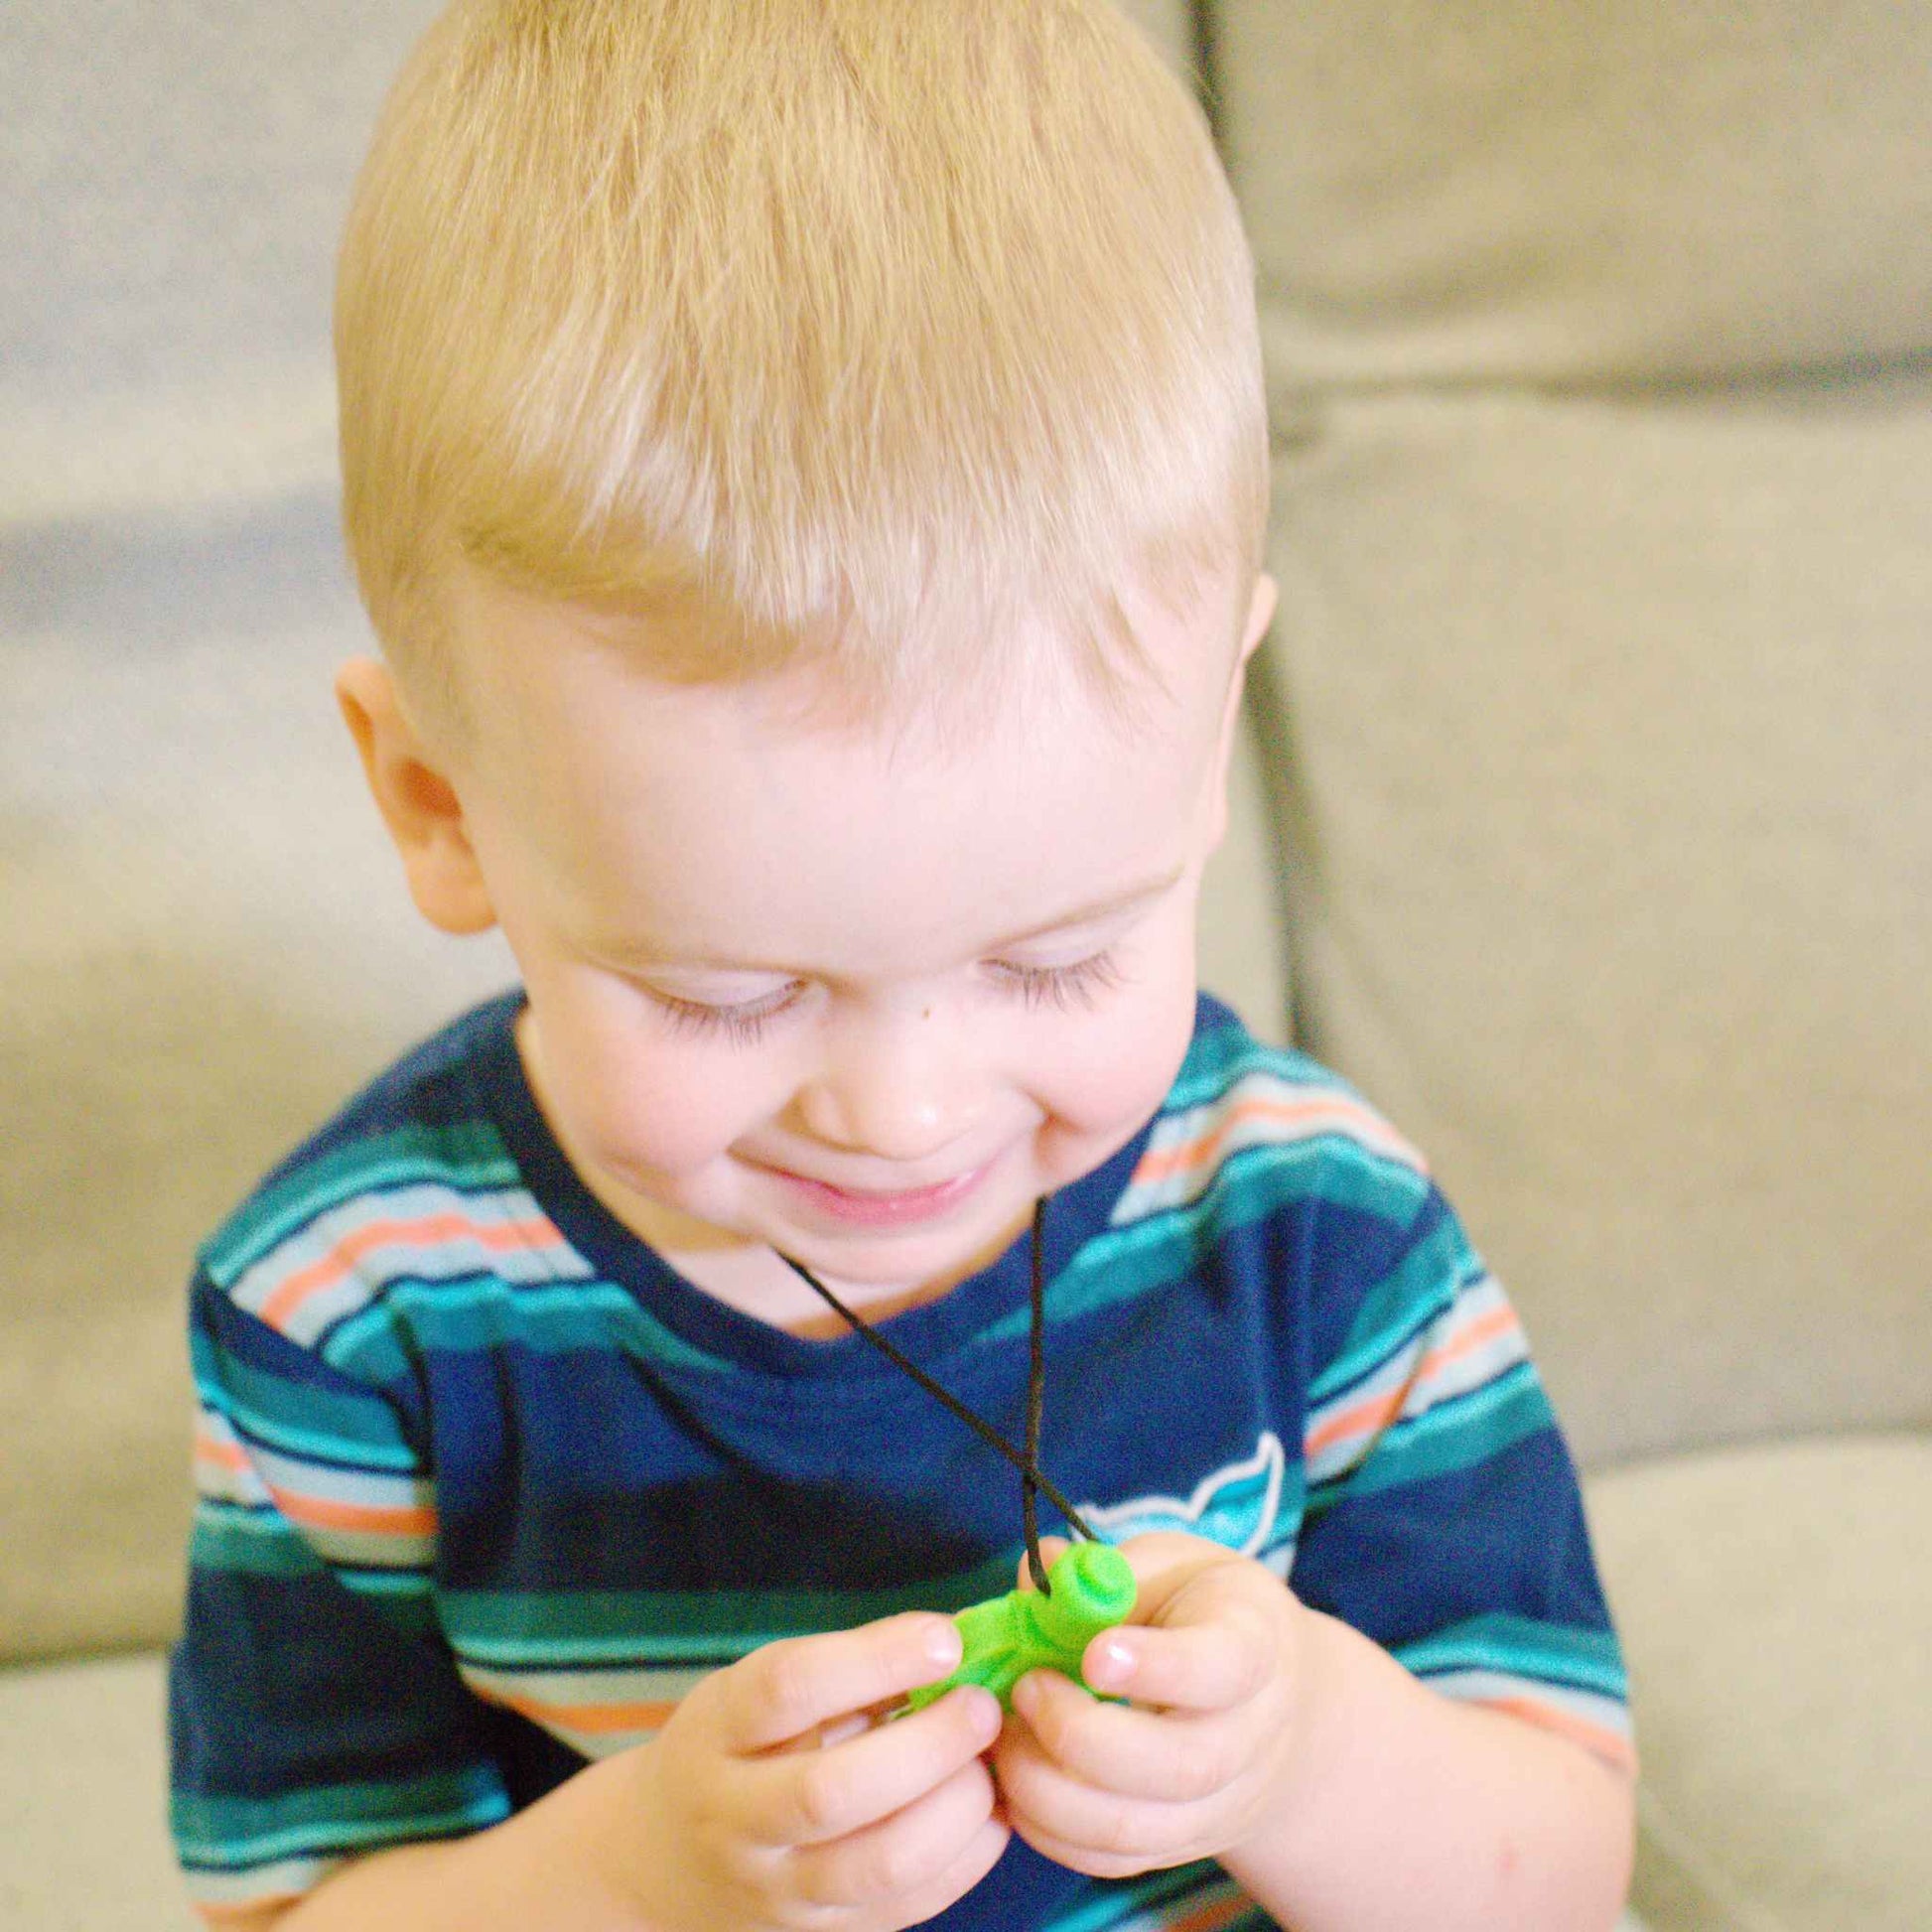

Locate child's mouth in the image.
[766,1160,995,1230]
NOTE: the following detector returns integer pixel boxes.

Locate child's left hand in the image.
[989,1532,1312,1879]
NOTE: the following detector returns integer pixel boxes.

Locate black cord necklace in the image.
[777,1197,1096,1593]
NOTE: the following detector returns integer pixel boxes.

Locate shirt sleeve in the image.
[1290,1186,1635,1774]
[169,1272,515,1919]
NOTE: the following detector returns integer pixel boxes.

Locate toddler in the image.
[169,2,1636,1926]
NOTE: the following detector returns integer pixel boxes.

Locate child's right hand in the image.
[603,1610,1010,1932]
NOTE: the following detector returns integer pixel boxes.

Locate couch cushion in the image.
[0,1653,200,1932]
[1216,0,1932,1470]
[1213,0,1932,392]
[1586,1434,1932,1932]
[0,494,527,1663]
[1248,388,1932,1467]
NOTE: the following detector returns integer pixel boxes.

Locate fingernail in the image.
[964,1687,1003,1741]
[1087,1635,1136,1690]
[923,1618,963,1670]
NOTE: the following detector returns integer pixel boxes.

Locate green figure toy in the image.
[905,1540,1137,1713]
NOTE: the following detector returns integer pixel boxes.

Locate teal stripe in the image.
[1307,1363,1555,1511]
[991,1139,1428,1343]
[195,1330,416,1473]
[191,1511,442,1643]
[340,1565,436,1595]
[1307,1212,1476,1408]
[201,1123,522,1286]
[1399,1615,1628,1700]
[174,1767,508,1868]
[337,1576,442,1641]
[191,1503,326,1580]
[1041,1861,1233,1931]
[1164,1024,1340,1115]
[322,1276,729,1384]
[443,1550,1022,1666]
[192,1505,440,1636]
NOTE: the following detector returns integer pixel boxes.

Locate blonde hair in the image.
[336,0,1268,732]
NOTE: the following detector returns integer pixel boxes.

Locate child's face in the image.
[351,565,1275,1315]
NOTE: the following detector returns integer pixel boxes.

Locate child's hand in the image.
[614,1610,1011,1932]
[989,1533,1312,1880]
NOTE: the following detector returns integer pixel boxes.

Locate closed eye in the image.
[652,983,806,1046]
[991,951,1124,1013]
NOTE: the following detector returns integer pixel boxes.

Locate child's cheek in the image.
[541,998,766,1181]
[1036,954,1199,1140]
[584,1052,763,1180]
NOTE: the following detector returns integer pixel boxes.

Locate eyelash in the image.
[650,952,1124,1046]
[993,950,1125,1012]
[655,986,805,1048]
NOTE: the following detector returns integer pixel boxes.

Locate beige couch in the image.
[5,3,1927,1927]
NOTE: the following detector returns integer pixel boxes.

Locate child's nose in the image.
[799,1009,983,1164]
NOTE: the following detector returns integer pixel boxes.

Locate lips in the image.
[763,1159,995,1230]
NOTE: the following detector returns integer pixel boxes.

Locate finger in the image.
[748,1685,1003,1849]
[1007,1667,1254,1802]
[896,1813,1013,1924]
[722,1612,963,1753]
[1004,1804,1176,1883]
[1013,1535,1071,1592]
[1079,1602,1275,1712]
[795,1751,1001,1907]
[808,1710,876,1751]
[994,1713,1205,1872]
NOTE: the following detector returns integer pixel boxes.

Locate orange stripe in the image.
[1134,1096,1405,1187]
[269,1488,436,1538]
[1419,1303,1520,1379]
[198,1891,307,1925]
[1306,1382,1406,1458]
[476,1684,678,1736]
[1166,1891,1254,1932]
[1305,1304,1522,1457]
[194,1432,251,1471]
[1474,1696,1638,1776]
[257,1213,558,1327]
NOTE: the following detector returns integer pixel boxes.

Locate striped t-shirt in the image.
[169,989,1631,1926]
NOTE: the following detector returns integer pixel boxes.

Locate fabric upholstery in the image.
[1216,0,1932,1468]
[1587,1436,1932,1932]
[1211,1,1932,392]
[1253,389,1932,1466]
[0,1656,201,1932]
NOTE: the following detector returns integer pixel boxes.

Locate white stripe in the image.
[229,1183,582,1344]
[1114,1072,1424,1223]
[193,1407,274,1506]
[1304,1276,1527,1483]
[183,1854,338,1906]
[1424,1669,1632,1742]
[249,1444,431,1514]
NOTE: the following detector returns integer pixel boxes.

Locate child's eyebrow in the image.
[618,866,1186,978]
[979,864,1187,952]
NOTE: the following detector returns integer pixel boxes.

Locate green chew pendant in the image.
[905,1540,1137,1713]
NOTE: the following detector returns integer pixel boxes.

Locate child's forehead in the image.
[448,558,1243,761]
[445,569,1238,976]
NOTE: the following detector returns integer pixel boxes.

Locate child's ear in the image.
[1204,572,1280,851]
[335,656,497,936]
